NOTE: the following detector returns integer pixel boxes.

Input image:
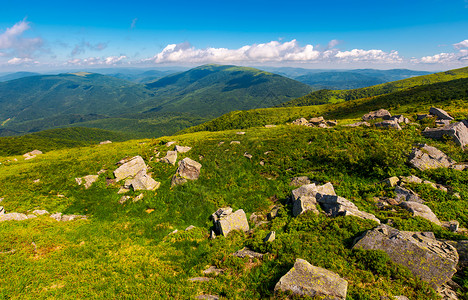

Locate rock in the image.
[174,145,191,153]
[344,121,371,127]
[264,124,276,128]
[429,107,454,120]
[196,295,219,300]
[133,193,144,202]
[267,206,281,220]
[82,175,99,189]
[209,230,216,239]
[292,117,310,126]
[236,131,246,135]
[50,212,62,221]
[436,119,451,127]
[400,201,441,225]
[33,179,40,183]
[249,212,264,224]
[327,120,338,126]
[188,277,212,282]
[443,220,460,232]
[450,164,468,171]
[0,213,28,222]
[354,224,458,288]
[32,210,49,215]
[118,187,130,194]
[389,115,405,123]
[399,175,422,185]
[0,206,3,215]
[289,176,311,186]
[119,196,131,204]
[317,194,380,223]
[293,196,320,217]
[212,208,249,236]
[243,152,252,159]
[166,141,176,147]
[61,214,87,222]
[394,186,424,203]
[232,247,264,259]
[203,266,224,276]
[124,170,160,191]
[24,149,43,157]
[384,176,400,187]
[99,140,112,145]
[185,225,195,231]
[170,176,187,186]
[417,114,431,120]
[437,282,459,300]
[161,150,178,165]
[292,182,336,202]
[274,258,348,299]
[362,109,391,121]
[408,144,456,171]
[381,296,409,300]
[422,121,468,148]
[217,141,224,146]
[263,231,276,242]
[317,123,329,128]
[114,156,147,182]
[374,120,402,130]
[230,141,240,144]
[173,157,202,183]
[309,116,324,124]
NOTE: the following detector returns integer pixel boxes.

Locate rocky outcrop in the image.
[291,117,337,128]
[23,150,43,160]
[291,182,335,216]
[399,201,441,225]
[422,121,468,148]
[171,157,202,186]
[0,212,28,222]
[114,156,147,182]
[362,109,391,121]
[394,186,424,203]
[274,258,348,299]
[429,107,454,120]
[317,194,380,223]
[212,207,249,236]
[374,120,402,130]
[353,224,458,288]
[292,118,310,126]
[408,144,456,171]
[124,170,160,191]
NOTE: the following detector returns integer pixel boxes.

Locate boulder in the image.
[124,170,160,191]
[166,141,176,147]
[32,210,49,215]
[232,247,264,259]
[362,109,391,121]
[389,115,405,123]
[309,116,324,125]
[174,158,202,181]
[408,144,456,171]
[374,120,402,130]
[317,194,380,223]
[422,121,468,148]
[243,152,253,159]
[429,107,454,120]
[264,124,276,128]
[119,196,131,204]
[394,186,424,203]
[274,258,348,299]
[133,193,144,202]
[196,295,219,300]
[384,176,400,187]
[263,231,276,242]
[353,224,458,288]
[291,182,335,202]
[82,175,99,189]
[344,121,371,127]
[293,196,320,217]
[99,140,112,145]
[0,213,28,222]
[203,266,224,276]
[212,208,249,236]
[400,201,441,225]
[399,175,422,185]
[61,214,87,222]
[289,176,311,186]
[114,156,147,182]
[292,117,310,126]
[435,120,451,127]
[174,145,192,153]
[161,150,178,165]
[417,114,431,120]
[327,120,338,127]
[267,206,281,220]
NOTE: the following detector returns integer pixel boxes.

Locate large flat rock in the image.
[114,156,147,182]
[408,144,455,171]
[212,208,249,236]
[422,121,468,148]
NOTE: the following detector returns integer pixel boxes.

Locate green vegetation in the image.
[1,119,467,298]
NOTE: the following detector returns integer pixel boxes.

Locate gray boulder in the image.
[81,175,99,189]
[345,121,371,127]
[274,258,348,299]
[309,116,325,125]
[374,120,402,130]
[232,247,264,259]
[318,194,380,223]
[263,231,276,242]
[293,196,320,217]
[394,186,424,203]
[0,213,28,222]
[124,170,160,191]
[161,150,178,165]
[422,121,468,148]
[171,158,202,186]
[174,145,192,153]
[400,201,441,225]
[99,140,112,145]
[292,118,310,126]
[408,144,456,171]
[362,109,391,121]
[114,156,147,182]
[291,182,335,202]
[429,107,454,120]
[384,176,400,187]
[212,207,249,236]
[399,175,422,185]
[389,115,407,124]
[353,224,458,288]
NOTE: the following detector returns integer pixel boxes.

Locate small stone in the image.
[309,116,324,124]
[166,141,176,147]
[264,124,276,128]
[174,145,192,153]
[75,178,83,185]
[345,121,371,127]
[99,140,112,145]
[362,109,391,121]
[384,176,400,187]
[0,206,4,215]
[267,206,281,220]
[185,225,195,231]
[230,141,240,144]
[82,175,99,189]
[395,186,424,203]
[263,231,276,242]
[161,151,178,165]
[449,220,459,232]
[132,193,144,202]
[217,141,224,146]
[203,266,224,276]
[50,213,62,221]
[209,230,216,239]
[259,160,265,166]
[232,247,264,259]
[118,188,130,194]
[400,201,441,225]
[243,152,252,159]
[188,277,212,282]
[429,107,454,120]
[33,179,40,183]
[236,131,246,135]
[119,196,130,204]
[289,176,311,186]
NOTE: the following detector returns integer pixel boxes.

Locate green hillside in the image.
[295,71,385,90]
[280,66,468,107]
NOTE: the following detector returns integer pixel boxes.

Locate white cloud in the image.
[415,39,468,64]
[144,40,401,65]
[0,19,43,58]
[454,39,468,49]
[7,57,37,65]
[67,55,127,66]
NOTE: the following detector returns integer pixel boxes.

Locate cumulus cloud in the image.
[144,39,402,65]
[0,19,43,58]
[454,39,468,49]
[7,57,38,65]
[67,55,127,66]
[415,39,468,64]
[71,41,108,56]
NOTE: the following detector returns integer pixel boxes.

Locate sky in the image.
[0,0,467,72]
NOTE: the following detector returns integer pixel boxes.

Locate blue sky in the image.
[0,0,467,71]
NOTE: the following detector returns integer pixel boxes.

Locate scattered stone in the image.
[317,123,329,128]
[394,186,424,203]
[203,266,224,276]
[0,213,28,222]
[454,192,461,199]
[362,109,391,121]
[33,179,40,183]
[318,194,380,223]
[169,229,178,235]
[384,176,400,187]
[230,141,240,144]
[309,116,324,124]
[185,225,195,231]
[291,182,336,202]
[259,160,265,166]
[32,210,49,215]
[161,150,178,165]
[446,220,459,232]
[212,208,249,236]
[408,144,456,171]
[389,115,406,123]
[23,150,43,160]
[60,215,87,222]
[171,158,202,186]
[293,196,320,217]
[50,213,62,221]
[264,124,276,128]
[171,176,187,186]
[57,194,65,198]
[422,121,468,148]
[399,175,422,185]
[196,295,219,300]
[437,282,459,300]
[174,145,192,153]
[218,141,224,146]
[374,120,402,130]
[117,187,130,194]
[188,277,212,282]
[354,224,458,288]
[274,258,348,299]
[145,209,154,214]
[232,247,264,259]
[81,175,99,189]
[166,141,176,147]
[429,107,454,120]
[97,169,106,175]
[344,121,371,127]
[133,193,144,202]
[400,201,441,225]
[267,206,281,220]
[327,120,338,126]
[263,231,276,242]
[119,196,131,204]
[99,140,112,145]
[289,176,311,187]
[0,206,4,215]
[292,117,310,126]
[243,152,252,159]
[125,170,160,191]
[249,212,265,224]
[114,156,147,182]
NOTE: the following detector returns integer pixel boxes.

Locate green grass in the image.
[1,120,468,298]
